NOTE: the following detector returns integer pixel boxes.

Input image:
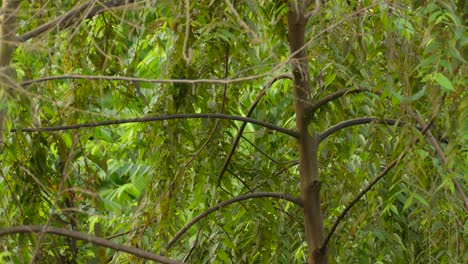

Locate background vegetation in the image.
[0,0,466,263]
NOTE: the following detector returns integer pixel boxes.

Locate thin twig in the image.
[19,73,290,87]
[166,192,301,249]
[240,135,297,165]
[182,229,201,262]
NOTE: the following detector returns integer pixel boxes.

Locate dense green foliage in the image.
[0,0,466,263]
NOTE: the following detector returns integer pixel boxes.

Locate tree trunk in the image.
[0,0,19,147]
[286,1,328,263]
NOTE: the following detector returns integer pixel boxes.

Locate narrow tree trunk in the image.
[286,1,328,263]
[0,0,19,147]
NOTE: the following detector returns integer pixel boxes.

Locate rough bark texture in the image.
[287,1,328,263]
[0,0,19,147]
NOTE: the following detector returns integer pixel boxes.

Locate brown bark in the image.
[286,1,328,263]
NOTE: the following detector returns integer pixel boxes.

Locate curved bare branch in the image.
[166,192,301,249]
[0,225,183,264]
[321,152,405,250]
[11,113,299,138]
[319,117,403,142]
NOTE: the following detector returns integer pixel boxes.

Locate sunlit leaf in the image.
[433,73,455,91]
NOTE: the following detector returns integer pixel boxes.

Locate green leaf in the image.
[217,250,230,262]
[433,73,455,91]
[412,193,429,208]
[402,194,413,211]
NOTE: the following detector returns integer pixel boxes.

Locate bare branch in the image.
[19,73,286,87]
[11,113,299,138]
[0,225,184,264]
[319,117,404,142]
[321,151,406,249]
[166,192,301,249]
[217,74,292,185]
[17,0,136,42]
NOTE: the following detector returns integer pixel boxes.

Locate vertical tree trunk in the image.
[286,1,328,263]
[0,0,19,147]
